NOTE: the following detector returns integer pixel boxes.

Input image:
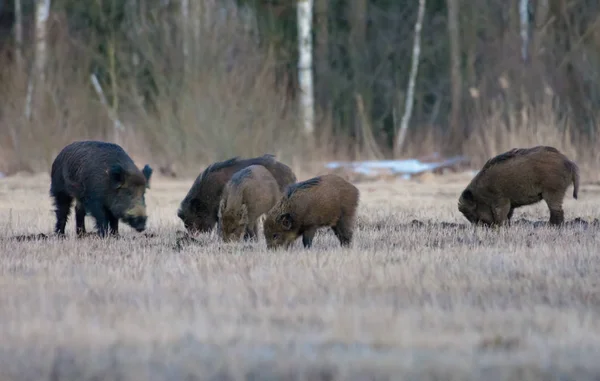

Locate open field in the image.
[1,171,600,380]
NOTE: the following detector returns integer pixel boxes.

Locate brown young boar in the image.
[217,165,282,242]
[178,154,297,234]
[263,174,360,249]
[458,146,579,226]
[50,141,153,238]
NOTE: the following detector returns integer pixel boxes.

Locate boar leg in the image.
[87,203,110,238]
[107,210,119,236]
[507,207,515,224]
[302,227,317,248]
[544,195,565,225]
[332,217,353,247]
[245,222,259,241]
[243,225,258,241]
[492,200,511,226]
[75,202,86,237]
[53,192,73,235]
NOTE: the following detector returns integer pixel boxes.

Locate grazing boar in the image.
[178,154,297,234]
[263,174,360,249]
[50,141,153,237]
[458,146,579,226]
[217,165,282,242]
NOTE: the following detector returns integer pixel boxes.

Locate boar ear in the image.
[240,204,248,225]
[461,189,474,202]
[142,165,153,188]
[109,164,126,189]
[278,213,293,230]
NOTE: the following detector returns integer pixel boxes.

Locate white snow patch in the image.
[325,156,469,177]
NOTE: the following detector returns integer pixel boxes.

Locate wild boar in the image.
[217,165,282,242]
[263,174,360,249]
[458,146,579,226]
[50,140,153,237]
[177,154,296,234]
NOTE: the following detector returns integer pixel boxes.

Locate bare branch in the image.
[90,74,124,133]
[520,0,529,62]
[14,0,23,66]
[394,0,426,157]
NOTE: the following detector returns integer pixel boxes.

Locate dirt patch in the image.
[9,231,158,242]
[509,217,600,229]
[358,218,600,232]
[126,232,158,240]
[173,230,206,251]
[10,233,52,242]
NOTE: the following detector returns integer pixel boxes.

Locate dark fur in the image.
[50,141,153,237]
[458,146,579,226]
[285,176,321,198]
[229,166,253,187]
[263,174,360,249]
[178,154,297,234]
[218,165,282,242]
[480,146,561,172]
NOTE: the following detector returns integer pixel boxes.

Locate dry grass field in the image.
[1,171,600,381]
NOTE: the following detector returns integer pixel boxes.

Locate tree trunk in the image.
[25,0,51,120]
[348,0,369,155]
[181,0,190,74]
[394,0,426,157]
[519,0,529,62]
[35,0,51,91]
[297,0,315,137]
[14,0,23,66]
[314,0,329,122]
[447,0,463,150]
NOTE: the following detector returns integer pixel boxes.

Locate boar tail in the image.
[566,160,580,199]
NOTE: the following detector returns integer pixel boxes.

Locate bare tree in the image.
[297,0,315,137]
[446,0,462,149]
[90,74,124,137]
[14,0,23,66]
[181,0,190,73]
[25,0,51,120]
[519,0,529,62]
[394,0,426,156]
[314,0,329,117]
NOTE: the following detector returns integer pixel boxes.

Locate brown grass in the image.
[1,171,600,380]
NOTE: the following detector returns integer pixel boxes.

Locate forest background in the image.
[0,0,597,177]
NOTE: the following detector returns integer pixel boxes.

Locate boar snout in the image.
[266,232,296,250]
[186,220,214,235]
[124,204,148,232]
[124,215,147,232]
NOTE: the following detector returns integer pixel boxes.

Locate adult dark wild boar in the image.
[178,154,296,234]
[458,146,579,226]
[50,141,153,237]
[218,165,282,242]
[263,174,360,249]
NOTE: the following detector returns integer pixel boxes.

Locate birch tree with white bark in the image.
[394,0,426,156]
[14,0,23,67]
[519,0,529,62]
[297,0,315,137]
[447,0,462,146]
[181,0,190,73]
[25,0,51,120]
